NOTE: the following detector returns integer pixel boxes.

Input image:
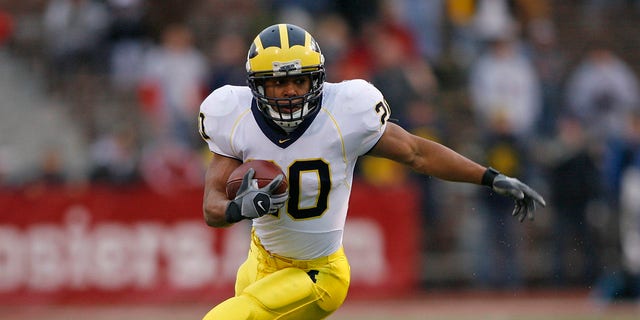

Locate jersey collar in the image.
[251,98,320,148]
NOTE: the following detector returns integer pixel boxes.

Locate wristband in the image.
[225,201,244,223]
[481,167,500,187]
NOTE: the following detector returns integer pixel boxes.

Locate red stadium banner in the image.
[0,180,420,305]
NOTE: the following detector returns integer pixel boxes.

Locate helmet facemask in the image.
[248,69,325,132]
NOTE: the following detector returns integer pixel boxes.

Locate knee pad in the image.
[202,296,254,320]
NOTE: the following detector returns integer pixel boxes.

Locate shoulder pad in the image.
[341,79,383,101]
[199,85,252,158]
[200,85,251,117]
[326,80,384,116]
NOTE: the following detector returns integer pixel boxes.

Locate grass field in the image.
[2,290,639,319]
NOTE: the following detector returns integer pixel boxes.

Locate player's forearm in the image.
[202,155,242,227]
[203,192,233,228]
[414,138,486,184]
[202,169,234,228]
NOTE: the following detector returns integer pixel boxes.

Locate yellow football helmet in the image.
[246,24,325,131]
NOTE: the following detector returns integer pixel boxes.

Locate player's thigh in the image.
[313,256,351,313]
[205,263,349,320]
[234,252,257,296]
[248,267,322,316]
[203,268,317,320]
[244,258,350,319]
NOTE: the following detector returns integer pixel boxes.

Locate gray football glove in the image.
[483,167,546,222]
[225,168,288,223]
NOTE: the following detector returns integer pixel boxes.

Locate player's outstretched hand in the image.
[484,168,546,222]
[225,168,288,223]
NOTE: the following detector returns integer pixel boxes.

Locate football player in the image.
[198,24,546,319]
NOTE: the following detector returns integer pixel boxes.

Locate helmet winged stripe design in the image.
[247,24,325,131]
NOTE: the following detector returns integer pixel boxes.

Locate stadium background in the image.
[1,0,640,318]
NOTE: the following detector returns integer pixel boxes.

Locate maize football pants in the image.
[202,231,351,319]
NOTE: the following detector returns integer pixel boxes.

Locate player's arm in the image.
[203,153,242,228]
[370,122,546,221]
[369,122,486,183]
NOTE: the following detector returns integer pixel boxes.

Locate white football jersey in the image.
[199,79,390,259]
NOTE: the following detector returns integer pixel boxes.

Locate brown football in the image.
[225,160,288,199]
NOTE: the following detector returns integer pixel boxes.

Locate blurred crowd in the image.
[2,0,640,297]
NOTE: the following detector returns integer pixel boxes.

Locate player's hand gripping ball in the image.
[226,160,288,200]
[225,160,289,221]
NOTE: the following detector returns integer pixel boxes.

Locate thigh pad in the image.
[244,267,316,311]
